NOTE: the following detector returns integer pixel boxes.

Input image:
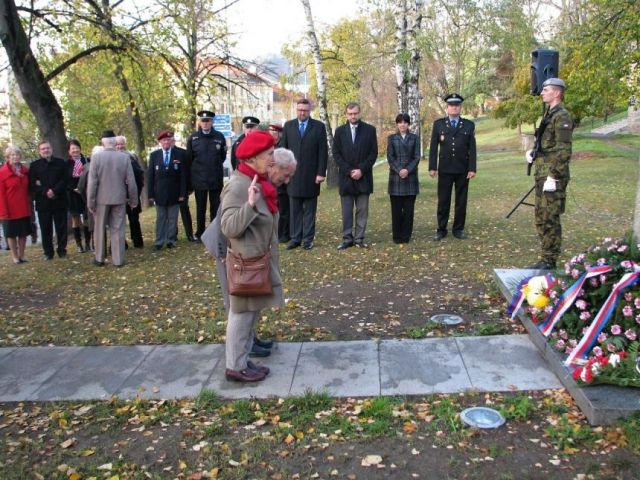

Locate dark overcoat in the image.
[28,156,69,211]
[281,118,328,198]
[332,120,378,196]
[387,132,420,196]
[147,147,187,207]
[428,117,476,174]
[186,128,227,191]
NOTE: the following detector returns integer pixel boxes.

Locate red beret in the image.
[157,130,173,141]
[268,124,283,132]
[235,131,275,160]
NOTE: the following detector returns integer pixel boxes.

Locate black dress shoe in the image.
[154,245,163,251]
[337,241,354,250]
[286,241,301,250]
[92,258,105,267]
[187,235,196,242]
[354,241,369,249]
[433,232,446,241]
[249,344,272,357]
[43,254,54,261]
[452,231,467,239]
[527,260,556,270]
[303,241,314,250]
[254,337,274,349]
[247,360,270,376]
[166,243,175,249]
[278,236,290,244]
[225,368,266,382]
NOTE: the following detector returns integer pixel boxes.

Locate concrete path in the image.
[0,335,562,402]
[589,118,629,136]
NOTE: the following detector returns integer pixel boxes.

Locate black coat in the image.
[333,120,378,196]
[281,118,328,198]
[147,147,187,207]
[29,156,69,211]
[186,128,227,191]
[428,117,476,174]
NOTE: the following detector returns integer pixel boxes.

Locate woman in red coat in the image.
[0,146,32,264]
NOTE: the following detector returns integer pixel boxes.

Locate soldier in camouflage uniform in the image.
[528,78,573,270]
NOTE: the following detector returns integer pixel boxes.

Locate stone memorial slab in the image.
[206,343,302,399]
[290,341,379,397]
[116,344,224,399]
[0,347,82,401]
[380,338,472,395]
[33,346,155,401]
[455,335,562,391]
[0,347,16,361]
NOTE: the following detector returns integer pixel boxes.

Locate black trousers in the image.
[277,191,290,242]
[194,188,221,236]
[390,195,416,243]
[37,208,68,257]
[126,204,144,247]
[289,196,317,244]
[437,173,469,234]
[179,195,194,239]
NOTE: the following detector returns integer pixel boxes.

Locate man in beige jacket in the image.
[87,130,138,267]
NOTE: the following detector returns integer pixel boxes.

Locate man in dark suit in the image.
[280,98,327,250]
[115,135,145,248]
[187,109,227,241]
[230,116,260,171]
[428,93,476,241]
[148,131,187,250]
[28,140,69,259]
[333,102,378,249]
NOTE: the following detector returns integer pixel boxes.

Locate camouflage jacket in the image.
[535,102,573,182]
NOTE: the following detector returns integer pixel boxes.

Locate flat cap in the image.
[157,130,173,141]
[542,78,566,89]
[197,110,215,119]
[444,93,464,104]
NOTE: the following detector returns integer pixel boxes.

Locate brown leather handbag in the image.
[226,248,272,296]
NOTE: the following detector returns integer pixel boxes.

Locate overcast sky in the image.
[225,0,361,60]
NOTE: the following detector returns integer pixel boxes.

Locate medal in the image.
[440,134,445,142]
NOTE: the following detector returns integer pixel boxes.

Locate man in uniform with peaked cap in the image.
[187,109,227,240]
[428,93,477,241]
[527,77,573,270]
[230,116,260,171]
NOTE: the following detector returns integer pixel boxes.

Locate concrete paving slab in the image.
[0,347,83,401]
[290,341,379,397]
[455,335,562,391]
[32,346,155,401]
[380,338,472,395]
[0,347,16,361]
[116,344,224,400]
[206,343,302,399]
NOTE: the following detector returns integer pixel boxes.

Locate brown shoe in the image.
[247,360,270,376]
[225,368,266,382]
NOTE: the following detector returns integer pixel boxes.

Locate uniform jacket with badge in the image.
[535,102,572,187]
[186,128,227,191]
[428,117,476,174]
[28,156,69,211]
[281,118,328,198]
[333,120,378,196]
[387,132,420,196]
[87,149,137,209]
[0,162,31,220]
[220,171,284,314]
[147,147,187,207]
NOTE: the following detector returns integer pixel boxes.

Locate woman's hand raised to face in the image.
[248,174,261,207]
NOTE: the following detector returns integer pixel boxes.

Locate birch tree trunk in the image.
[394,0,424,136]
[634,153,640,241]
[300,0,337,188]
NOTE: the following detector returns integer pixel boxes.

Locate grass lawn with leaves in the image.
[1,120,639,478]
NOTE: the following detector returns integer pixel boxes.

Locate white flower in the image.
[609,354,621,368]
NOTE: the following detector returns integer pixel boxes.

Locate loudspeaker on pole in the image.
[530,49,559,95]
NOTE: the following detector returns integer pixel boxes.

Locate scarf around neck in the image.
[237,162,278,214]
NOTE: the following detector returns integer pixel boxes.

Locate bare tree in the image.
[394,0,423,135]
[300,0,337,187]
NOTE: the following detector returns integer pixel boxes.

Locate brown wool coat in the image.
[220,171,284,313]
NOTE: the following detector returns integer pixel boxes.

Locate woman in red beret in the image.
[220,130,282,382]
[0,146,32,264]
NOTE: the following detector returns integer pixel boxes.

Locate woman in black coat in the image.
[387,113,421,244]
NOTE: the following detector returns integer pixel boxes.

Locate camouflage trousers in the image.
[534,178,568,264]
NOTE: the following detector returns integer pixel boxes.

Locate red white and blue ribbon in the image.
[505,277,531,320]
[564,269,640,367]
[539,265,612,337]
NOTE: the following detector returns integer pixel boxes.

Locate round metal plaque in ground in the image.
[430,314,464,326]
[460,407,505,429]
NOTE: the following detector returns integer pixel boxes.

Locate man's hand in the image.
[315,175,325,184]
[350,169,362,180]
[543,176,557,192]
[46,188,55,199]
[467,171,476,179]
[429,170,437,178]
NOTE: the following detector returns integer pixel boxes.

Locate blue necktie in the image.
[299,122,305,137]
[451,119,457,129]
[164,151,170,168]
